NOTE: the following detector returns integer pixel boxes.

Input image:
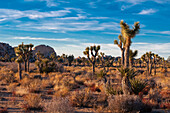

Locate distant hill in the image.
[0,42,15,58]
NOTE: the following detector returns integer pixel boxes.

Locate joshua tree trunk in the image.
[92,62,95,75]
[154,63,156,75]
[18,63,22,80]
[27,59,29,72]
[122,76,132,95]
[146,62,149,76]
[121,49,125,66]
[68,62,71,66]
[24,60,27,72]
[124,38,130,68]
[149,64,153,75]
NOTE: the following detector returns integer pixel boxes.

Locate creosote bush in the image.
[22,94,43,111]
[43,97,74,113]
[71,89,97,108]
[107,95,145,113]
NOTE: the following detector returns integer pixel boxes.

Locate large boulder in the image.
[33,45,56,58]
[0,42,15,58]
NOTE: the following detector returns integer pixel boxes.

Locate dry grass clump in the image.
[41,79,54,88]
[71,89,97,108]
[15,87,29,96]
[54,85,70,97]
[20,77,42,93]
[21,93,43,111]
[27,79,42,93]
[0,62,18,72]
[107,95,149,113]
[43,97,74,113]
[0,69,16,83]
[7,83,18,92]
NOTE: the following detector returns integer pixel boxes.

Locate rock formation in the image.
[0,42,15,58]
[33,45,56,58]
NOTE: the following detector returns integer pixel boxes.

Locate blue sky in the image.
[0,0,169,58]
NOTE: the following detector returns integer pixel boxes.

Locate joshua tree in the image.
[141,52,154,76]
[99,52,106,70]
[83,45,100,74]
[153,54,161,75]
[26,44,34,72]
[50,52,57,61]
[67,55,74,66]
[14,42,34,72]
[81,57,86,66]
[120,20,140,68]
[105,56,115,72]
[15,56,23,80]
[129,50,138,68]
[35,51,44,73]
[114,35,125,66]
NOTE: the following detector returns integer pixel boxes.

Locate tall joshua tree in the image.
[114,34,125,66]
[15,56,23,80]
[120,20,140,68]
[129,50,138,68]
[25,44,34,72]
[15,42,34,72]
[83,45,100,74]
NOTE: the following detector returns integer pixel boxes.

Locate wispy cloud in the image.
[138,9,157,15]
[0,8,71,21]
[12,36,79,42]
[13,20,120,33]
[25,0,58,7]
[143,30,170,35]
[116,0,169,10]
[116,0,169,4]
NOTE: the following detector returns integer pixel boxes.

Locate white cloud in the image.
[138,9,157,15]
[0,8,71,21]
[12,36,79,42]
[63,42,170,58]
[143,30,170,35]
[116,0,169,4]
[25,0,58,7]
[14,20,120,33]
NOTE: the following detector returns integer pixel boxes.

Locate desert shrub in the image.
[130,79,147,95]
[15,87,29,96]
[22,94,43,111]
[2,73,16,83]
[54,86,70,97]
[71,90,97,108]
[0,62,18,72]
[107,95,144,113]
[106,86,118,95]
[41,79,54,88]
[7,83,18,92]
[43,97,74,113]
[118,67,138,79]
[97,70,106,78]
[0,107,8,113]
[20,78,42,93]
[27,79,42,93]
[20,77,31,87]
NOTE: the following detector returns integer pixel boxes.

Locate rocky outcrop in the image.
[0,42,15,58]
[33,45,56,58]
